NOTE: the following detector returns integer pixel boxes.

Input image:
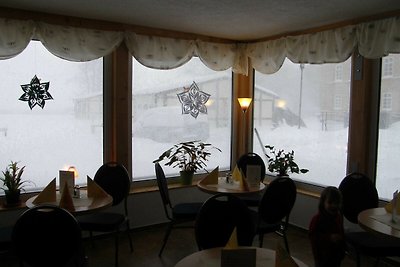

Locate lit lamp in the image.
[237,97,252,154]
[68,166,79,178]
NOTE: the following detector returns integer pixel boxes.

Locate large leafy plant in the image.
[0,161,28,193]
[265,145,308,176]
[153,140,221,172]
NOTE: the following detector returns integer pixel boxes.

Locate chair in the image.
[236,152,266,206]
[76,162,133,267]
[12,205,86,267]
[155,163,203,256]
[251,176,297,253]
[339,172,400,267]
[195,193,256,250]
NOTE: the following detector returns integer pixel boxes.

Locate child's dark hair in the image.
[319,186,342,212]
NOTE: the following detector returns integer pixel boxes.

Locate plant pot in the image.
[180,171,194,185]
[5,189,21,206]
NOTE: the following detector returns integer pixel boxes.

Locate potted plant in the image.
[264,145,308,177]
[0,161,29,206]
[153,140,221,185]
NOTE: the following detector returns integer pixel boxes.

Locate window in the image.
[0,41,103,190]
[254,58,351,187]
[376,54,400,200]
[335,64,343,81]
[382,57,394,77]
[132,57,232,180]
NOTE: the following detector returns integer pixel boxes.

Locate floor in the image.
[1,224,399,267]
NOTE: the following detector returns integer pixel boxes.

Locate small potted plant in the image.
[0,161,29,206]
[153,140,221,185]
[264,145,308,177]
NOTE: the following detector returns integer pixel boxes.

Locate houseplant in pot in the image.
[264,145,308,177]
[0,161,29,206]
[153,140,221,185]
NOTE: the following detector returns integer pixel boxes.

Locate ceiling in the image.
[1,0,400,41]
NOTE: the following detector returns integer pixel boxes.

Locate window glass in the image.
[382,56,394,77]
[376,54,400,200]
[132,57,232,180]
[0,41,103,190]
[254,59,351,187]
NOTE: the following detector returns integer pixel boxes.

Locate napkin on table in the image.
[224,227,238,249]
[32,178,56,204]
[385,190,400,214]
[59,182,75,211]
[87,175,109,198]
[275,242,299,267]
[198,166,219,185]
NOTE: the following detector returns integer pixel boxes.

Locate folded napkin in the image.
[224,227,238,249]
[385,190,400,214]
[87,176,109,198]
[275,242,299,267]
[232,165,242,182]
[198,166,219,185]
[32,178,56,204]
[59,182,75,211]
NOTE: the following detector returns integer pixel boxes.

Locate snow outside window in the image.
[0,41,103,191]
[253,59,351,187]
[132,57,232,180]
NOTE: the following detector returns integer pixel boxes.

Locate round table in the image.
[197,178,265,195]
[26,189,113,215]
[358,207,400,239]
[174,247,308,267]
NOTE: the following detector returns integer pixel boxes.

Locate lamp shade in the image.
[237,98,252,112]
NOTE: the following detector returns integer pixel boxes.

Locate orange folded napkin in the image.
[232,165,241,182]
[224,227,238,249]
[87,176,109,198]
[198,166,219,185]
[275,242,299,267]
[32,178,56,204]
[238,170,249,191]
[59,182,75,211]
[385,190,400,214]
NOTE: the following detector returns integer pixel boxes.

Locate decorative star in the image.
[19,75,53,109]
[177,81,210,118]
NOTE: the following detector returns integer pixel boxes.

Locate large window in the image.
[254,58,351,187]
[0,41,103,190]
[376,54,400,200]
[132,57,232,180]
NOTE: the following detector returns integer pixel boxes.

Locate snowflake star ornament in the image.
[177,81,210,118]
[19,75,53,109]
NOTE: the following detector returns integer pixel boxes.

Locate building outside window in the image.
[376,54,400,199]
[0,41,103,190]
[382,56,394,77]
[253,58,351,187]
[335,64,343,81]
[131,57,232,180]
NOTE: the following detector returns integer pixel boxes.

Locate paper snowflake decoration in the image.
[19,75,53,109]
[177,81,210,118]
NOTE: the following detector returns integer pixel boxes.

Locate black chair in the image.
[251,176,296,253]
[236,152,266,206]
[12,205,86,267]
[195,193,256,250]
[155,163,203,256]
[339,172,400,267]
[76,162,133,267]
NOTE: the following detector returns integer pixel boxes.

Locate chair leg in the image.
[126,219,133,252]
[282,231,290,255]
[159,223,173,257]
[115,228,120,267]
[258,233,264,248]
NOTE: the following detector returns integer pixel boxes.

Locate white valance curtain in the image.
[0,16,400,75]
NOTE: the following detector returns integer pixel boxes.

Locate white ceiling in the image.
[1,0,400,41]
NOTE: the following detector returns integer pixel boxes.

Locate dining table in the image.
[357,207,400,239]
[197,177,265,195]
[174,247,308,267]
[26,188,113,215]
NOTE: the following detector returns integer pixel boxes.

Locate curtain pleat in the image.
[0,16,400,74]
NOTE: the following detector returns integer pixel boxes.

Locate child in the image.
[309,186,346,267]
